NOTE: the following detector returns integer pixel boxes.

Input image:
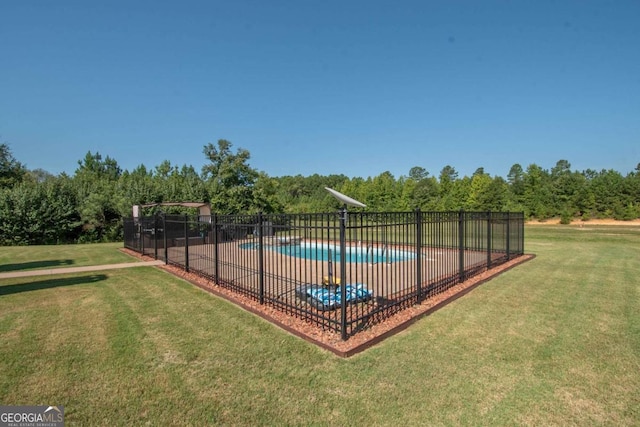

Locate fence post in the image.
[213,213,219,281]
[163,214,168,264]
[506,212,511,261]
[258,212,265,304]
[141,218,145,256]
[339,207,348,341]
[184,214,189,272]
[487,211,492,269]
[459,209,465,283]
[415,208,422,303]
[521,212,525,255]
[154,213,158,260]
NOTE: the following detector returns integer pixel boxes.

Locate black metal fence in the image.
[123,210,524,340]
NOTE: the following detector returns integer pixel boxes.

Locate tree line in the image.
[1,140,639,245]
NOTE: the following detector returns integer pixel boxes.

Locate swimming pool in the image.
[239,241,415,264]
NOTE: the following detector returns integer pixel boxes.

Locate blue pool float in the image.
[340,283,373,304]
[296,284,372,311]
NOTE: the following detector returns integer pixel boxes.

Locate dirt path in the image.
[0,260,164,279]
[526,219,640,226]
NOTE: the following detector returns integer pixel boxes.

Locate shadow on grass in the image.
[0,259,75,273]
[0,274,108,296]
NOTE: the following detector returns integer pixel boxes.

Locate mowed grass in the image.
[0,243,138,272]
[1,227,639,425]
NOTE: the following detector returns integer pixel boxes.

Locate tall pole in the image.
[340,205,348,341]
[323,187,366,340]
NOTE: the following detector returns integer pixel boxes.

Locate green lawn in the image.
[0,243,138,273]
[1,227,639,425]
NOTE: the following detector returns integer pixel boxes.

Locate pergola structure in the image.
[133,202,211,219]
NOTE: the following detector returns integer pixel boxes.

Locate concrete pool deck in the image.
[158,240,508,303]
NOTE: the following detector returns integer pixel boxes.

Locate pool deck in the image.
[162,240,501,304]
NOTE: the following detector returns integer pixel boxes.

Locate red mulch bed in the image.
[122,248,534,357]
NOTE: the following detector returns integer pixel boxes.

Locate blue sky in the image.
[2,0,639,179]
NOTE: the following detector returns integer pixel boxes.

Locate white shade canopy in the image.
[325,187,366,208]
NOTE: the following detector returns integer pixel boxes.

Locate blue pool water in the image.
[239,241,415,264]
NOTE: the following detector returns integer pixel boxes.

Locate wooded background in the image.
[1,140,638,245]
